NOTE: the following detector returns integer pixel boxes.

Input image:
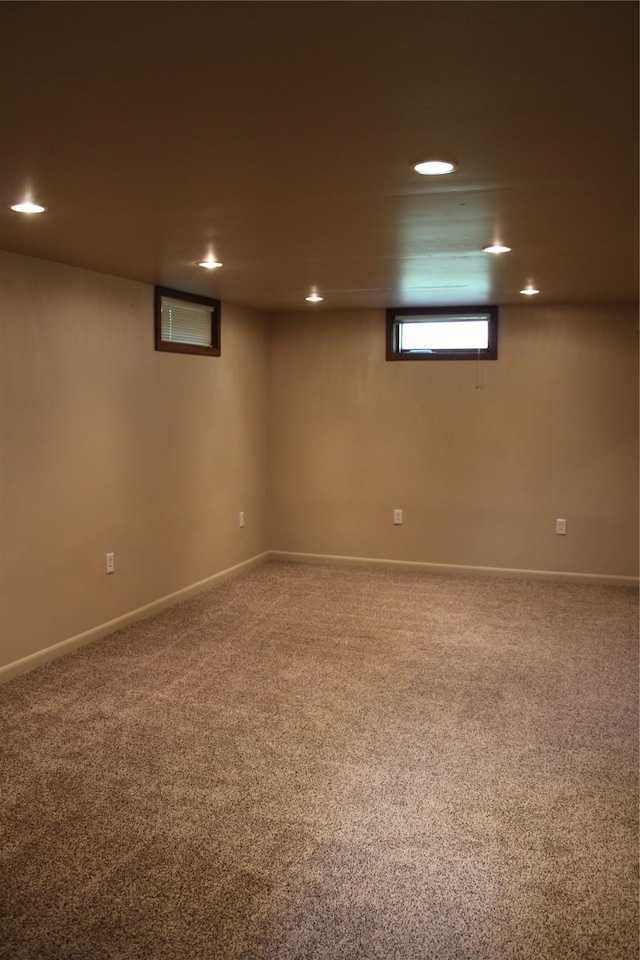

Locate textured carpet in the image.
[1,561,638,960]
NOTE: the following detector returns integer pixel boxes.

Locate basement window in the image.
[386,306,498,361]
[155,286,221,356]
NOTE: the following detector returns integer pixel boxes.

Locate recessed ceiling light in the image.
[520,285,540,296]
[305,292,323,303]
[482,243,511,254]
[11,201,46,214]
[196,258,223,269]
[413,158,458,176]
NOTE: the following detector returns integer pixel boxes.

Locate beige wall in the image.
[1,253,637,676]
[0,252,269,670]
[268,303,639,578]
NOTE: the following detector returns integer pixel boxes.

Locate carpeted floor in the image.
[1,560,638,960]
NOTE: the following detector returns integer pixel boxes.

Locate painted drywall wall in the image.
[1,256,636,676]
[268,303,639,578]
[0,252,269,669]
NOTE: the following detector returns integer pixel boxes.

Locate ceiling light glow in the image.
[413,159,458,176]
[305,292,323,303]
[520,285,540,296]
[482,243,511,254]
[196,259,223,269]
[11,201,46,214]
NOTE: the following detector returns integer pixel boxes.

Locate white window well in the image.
[155,286,221,356]
[386,306,498,361]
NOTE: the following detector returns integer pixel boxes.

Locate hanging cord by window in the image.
[475,347,484,389]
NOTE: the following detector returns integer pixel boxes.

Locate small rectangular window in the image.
[155,286,221,356]
[386,306,498,361]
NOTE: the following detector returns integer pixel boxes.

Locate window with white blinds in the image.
[154,286,221,356]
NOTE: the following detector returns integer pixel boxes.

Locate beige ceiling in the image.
[0,1,637,311]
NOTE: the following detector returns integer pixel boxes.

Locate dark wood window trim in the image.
[386,305,498,361]
[154,286,221,357]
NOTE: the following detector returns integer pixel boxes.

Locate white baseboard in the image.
[0,552,270,685]
[268,550,639,588]
[3,548,636,685]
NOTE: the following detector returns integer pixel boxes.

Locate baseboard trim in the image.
[3,548,636,684]
[0,551,270,685]
[268,550,639,588]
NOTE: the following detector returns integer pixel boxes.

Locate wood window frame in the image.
[154,286,221,357]
[386,305,498,361]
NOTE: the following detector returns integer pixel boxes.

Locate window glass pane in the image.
[399,319,489,351]
[161,298,212,347]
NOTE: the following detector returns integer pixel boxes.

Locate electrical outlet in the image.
[555,519,567,535]
[106,552,115,574]
[239,511,245,528]
[393,509,403,525]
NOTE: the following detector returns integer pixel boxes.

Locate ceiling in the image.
[0,1,637,311]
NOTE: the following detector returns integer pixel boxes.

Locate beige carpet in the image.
[1,561,638,959]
